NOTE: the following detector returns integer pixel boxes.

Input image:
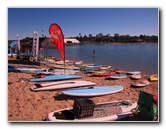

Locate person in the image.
[93,50,96,56]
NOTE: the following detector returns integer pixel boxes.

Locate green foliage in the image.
[76,35,158,43]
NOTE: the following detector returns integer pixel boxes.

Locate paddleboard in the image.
[114,69,126,74]
[80,67,96,71]
[127,71,141,75]
[98,65,111,70]
[38,69,80,75]
[92,72,115,77]
[62,85,123,97]
[80,64,102,71]
[29,74,82,82]
[149,74,158,81]
[8,66,45,73]
[106,74,126,79]
[46,100,137,122]
[131,79,150,87]
[30,80,96,91]
[130,74,142,80]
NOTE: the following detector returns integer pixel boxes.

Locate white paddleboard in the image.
[131,74,142,79]
[30,80,96,91]
[127,71,141,75]
[46,100,137,122]
[131,80,150,87]
[62,85,123,97]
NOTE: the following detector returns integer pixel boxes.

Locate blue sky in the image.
[8,8,158,40]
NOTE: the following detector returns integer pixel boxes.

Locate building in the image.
[114,33,119,37]
[64,38,80,44]
[97,33,103,37]
[89,34,93,37]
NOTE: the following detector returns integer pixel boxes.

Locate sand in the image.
[8,57,159,122]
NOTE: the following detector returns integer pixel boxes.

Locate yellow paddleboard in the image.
[150,74,158,81]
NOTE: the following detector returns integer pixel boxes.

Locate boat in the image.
[30,80,96,91]
[62,85,123,97]
[131,79,150,87]
[106,74,126,79]
[29,74,82,82]
[130,74,142,80]
[149,74,158,81]
[46,99,137,122]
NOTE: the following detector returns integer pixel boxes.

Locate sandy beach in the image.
[8,57,159,122]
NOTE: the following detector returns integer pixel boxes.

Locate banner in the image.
[49,23,65,61]
[32,31,39,61]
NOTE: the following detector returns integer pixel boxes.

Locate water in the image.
[43,43,158,75]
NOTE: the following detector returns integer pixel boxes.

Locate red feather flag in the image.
[49,23,65,62]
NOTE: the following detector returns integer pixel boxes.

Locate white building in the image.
[64,38,80,44]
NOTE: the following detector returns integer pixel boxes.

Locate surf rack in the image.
[73,98,95,118]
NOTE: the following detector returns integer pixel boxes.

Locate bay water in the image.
[43,43,158,75]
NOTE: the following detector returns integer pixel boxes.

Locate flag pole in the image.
[63,35,66,75]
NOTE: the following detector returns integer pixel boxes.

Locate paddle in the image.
[34,81,76,89]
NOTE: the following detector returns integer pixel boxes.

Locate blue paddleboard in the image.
[62,85,123,97]
[8,67,45,73]
[106,74,126,79]
[29,74,82,82]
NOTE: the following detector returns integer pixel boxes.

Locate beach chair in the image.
[134,90,158,120]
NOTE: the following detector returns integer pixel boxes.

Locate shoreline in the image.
[8,57,159,121]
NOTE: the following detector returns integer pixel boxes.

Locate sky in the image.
[8,8,158,40]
